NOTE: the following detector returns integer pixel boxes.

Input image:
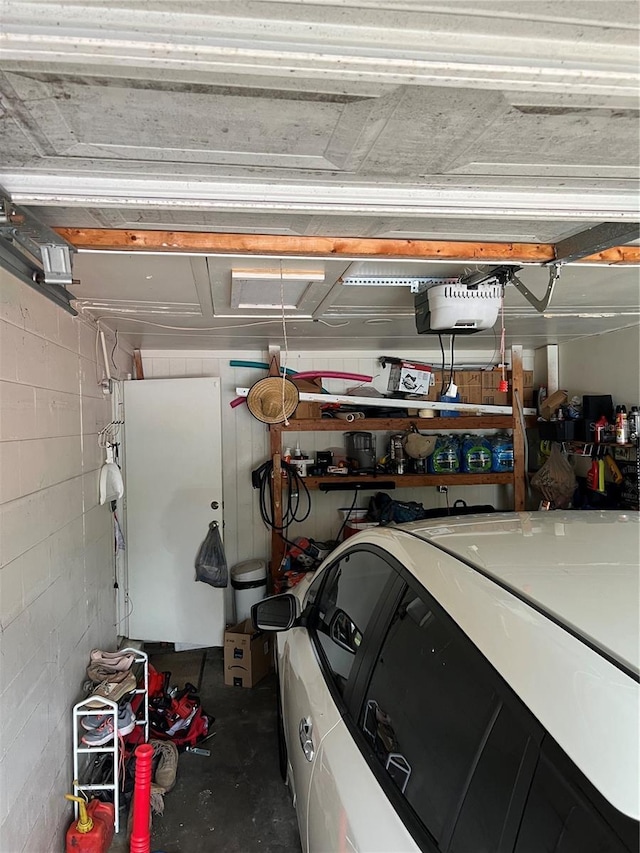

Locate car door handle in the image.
[299,717,314,762]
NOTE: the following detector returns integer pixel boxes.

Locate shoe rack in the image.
[71,648,149,834]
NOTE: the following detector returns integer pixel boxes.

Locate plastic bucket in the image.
[231,559,267,623]
[337,507,369,522]
[343,520,380,540]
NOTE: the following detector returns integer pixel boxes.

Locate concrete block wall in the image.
[0,269,132,851]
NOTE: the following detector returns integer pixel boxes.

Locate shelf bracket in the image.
[511,264,560,313]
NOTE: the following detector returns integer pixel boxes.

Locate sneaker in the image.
[81,701,136,731]
[151,740,179,792]
[90,650,135,671]
[85,671,137,708]
[81,703,136,746]
[86,663,132,684]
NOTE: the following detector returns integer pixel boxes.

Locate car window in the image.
[359,587,497,843]
[313,550,395,695]
[514,754,629,853]
[450,703,530,852]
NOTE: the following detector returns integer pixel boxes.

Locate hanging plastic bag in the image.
[531,444,576,508]
[194,520,228,588]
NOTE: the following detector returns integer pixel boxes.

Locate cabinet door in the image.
[124,378,225,645]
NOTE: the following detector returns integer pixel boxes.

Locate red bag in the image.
[147,668,214,750]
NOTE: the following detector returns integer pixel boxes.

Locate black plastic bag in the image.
[368,492,426,524]
[194,520,228,587]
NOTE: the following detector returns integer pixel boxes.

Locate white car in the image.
[253,511,639,853]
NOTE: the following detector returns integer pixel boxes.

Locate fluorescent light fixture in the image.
[75,300,201,315]
[237,302,298,309]
[232,268,324,281]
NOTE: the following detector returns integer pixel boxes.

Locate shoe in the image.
[90,650,135,671]
[81,701,137,731]
[86,663,132,684]
[151,740,179,792]
[81,703,136,745]
[85,671,138,708]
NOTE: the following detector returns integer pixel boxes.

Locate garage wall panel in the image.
[558,325,640,405]
[0,268,132,850]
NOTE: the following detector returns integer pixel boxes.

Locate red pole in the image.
[130,743,154,853]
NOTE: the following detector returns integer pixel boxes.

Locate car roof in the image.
[338,511,639,821]
[403,510,640,676]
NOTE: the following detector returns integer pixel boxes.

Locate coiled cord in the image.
[253,459,311,531]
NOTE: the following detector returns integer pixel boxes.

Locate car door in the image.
[280,548,398,853]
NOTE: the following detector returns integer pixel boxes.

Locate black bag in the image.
[421,499,496,519]
[367,492,426,525]
[194,520,228,587]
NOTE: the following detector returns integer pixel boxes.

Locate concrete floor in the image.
[110,647,301,853]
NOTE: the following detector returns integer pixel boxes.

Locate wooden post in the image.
[133,349,144,379]
[269,427,285,591]
[511,346,526,511]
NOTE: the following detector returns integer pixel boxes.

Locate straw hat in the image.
[246,376,299,424]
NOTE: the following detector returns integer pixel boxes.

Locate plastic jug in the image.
[429,435,460,474]
[65,795,114,853]
[461,435,492,473]
[491,433,514,473]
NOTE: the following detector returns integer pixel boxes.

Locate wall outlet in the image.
[437,485,448,493]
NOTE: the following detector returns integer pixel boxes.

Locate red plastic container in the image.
[65,797,114,853]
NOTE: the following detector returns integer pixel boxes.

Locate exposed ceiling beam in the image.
[553,222,640,264]
[577,245,640,264]
[53,228,640,265]
[54,229,553,262]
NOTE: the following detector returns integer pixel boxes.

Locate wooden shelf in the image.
[272,416,515,432]
[305,473,514,489]
[267,346,528,587]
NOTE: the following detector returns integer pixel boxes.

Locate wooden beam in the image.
[511,345,526,512]
[55,228,554,263]
[579,245,640,264]
[133,349,144,379]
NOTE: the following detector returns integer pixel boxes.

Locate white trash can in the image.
[231,559,268,624]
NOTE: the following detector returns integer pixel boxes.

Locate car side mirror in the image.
[329,608,362,654]
[252,594,299,631]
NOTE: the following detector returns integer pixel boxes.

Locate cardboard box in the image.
[224,619,272,688]
[481,369,506,391]
[457,385,483,405]
[482,391,509,407]
[455,371,482,388]
[540,389,568,421]
[388,360,434,396]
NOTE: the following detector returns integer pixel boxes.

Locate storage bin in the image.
[231,559,267,623]
[343,520,380,540]
[537,420,583,441]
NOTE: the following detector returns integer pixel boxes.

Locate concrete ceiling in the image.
[0,1,638,351]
